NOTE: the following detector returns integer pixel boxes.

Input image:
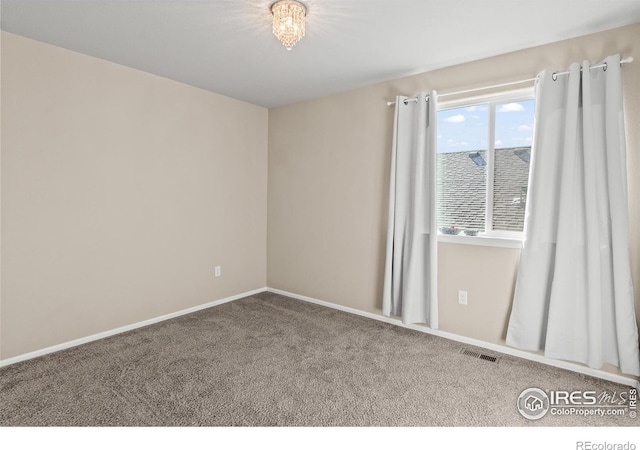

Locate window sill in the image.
[437,233,523,249]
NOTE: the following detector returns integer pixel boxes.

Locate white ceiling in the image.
[2,0,640,108]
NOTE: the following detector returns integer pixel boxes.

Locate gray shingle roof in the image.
[437,147,530,233]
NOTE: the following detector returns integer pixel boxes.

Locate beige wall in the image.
[0,32,268,359]
[268,23,640,381]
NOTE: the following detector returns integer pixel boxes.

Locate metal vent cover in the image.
[460,348,499,363]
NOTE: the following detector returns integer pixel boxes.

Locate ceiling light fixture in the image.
[271,0,306,50]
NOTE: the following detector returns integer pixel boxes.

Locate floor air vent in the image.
[460,349,499,363]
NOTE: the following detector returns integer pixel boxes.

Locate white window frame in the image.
[437,87,534,248]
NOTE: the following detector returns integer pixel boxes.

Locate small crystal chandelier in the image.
[271,0,307,50]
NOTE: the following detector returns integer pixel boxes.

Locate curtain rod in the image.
[386,56,634,106]
[551,56,633,80]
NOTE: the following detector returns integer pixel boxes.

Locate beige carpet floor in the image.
[0,291,636,426]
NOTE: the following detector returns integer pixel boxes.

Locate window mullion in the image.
[485,103,496,234]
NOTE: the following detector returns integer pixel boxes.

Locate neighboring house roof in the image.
[437,147,530,232]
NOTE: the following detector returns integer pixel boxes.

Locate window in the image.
[436,90,534,239]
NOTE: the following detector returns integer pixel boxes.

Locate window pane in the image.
[493,99,534,232]
[437,104,488,234]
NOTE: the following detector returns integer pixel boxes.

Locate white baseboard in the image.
[0,287,268,368]
[4,285,638,390]
[267,287,640,390]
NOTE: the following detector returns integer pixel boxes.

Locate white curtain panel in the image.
[382,92,438,327]
[507,55,640,376]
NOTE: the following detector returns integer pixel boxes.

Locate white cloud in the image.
[445,139,469,147]
[444,114,465,123]
[517,124,532,132]
[495,140,503,146]
[498,103,525,112]
[466,105,487,112]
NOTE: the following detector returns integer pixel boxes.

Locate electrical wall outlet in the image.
[214,266,222,277]
[458,290,468,305]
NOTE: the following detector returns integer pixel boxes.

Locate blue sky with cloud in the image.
[437,99,534,153]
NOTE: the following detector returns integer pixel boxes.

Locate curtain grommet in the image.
[603,62,608,72]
